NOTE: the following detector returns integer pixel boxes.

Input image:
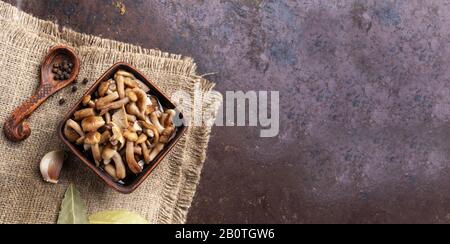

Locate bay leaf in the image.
[89,210,148,224]
[57,184,89,224]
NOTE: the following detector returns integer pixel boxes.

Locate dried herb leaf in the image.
[89,210,148,224]
[57,184,89,224]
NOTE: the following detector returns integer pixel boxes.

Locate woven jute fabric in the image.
[0,1,222,224]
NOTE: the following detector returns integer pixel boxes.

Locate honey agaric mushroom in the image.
[132,122,143,134]
[120,76,138,88]
[116,69,136,79]
[85,132,102,167]
[99,97,130,115]
[105,111,112,124]
[127,114,137,123]
[134,146,142,155]
[134,79,150,93]
[150,111,165,133]
[159,113,168,127]
[146,96,162,115]
[82,95,95,108]
[123,130,142,174]
[74,108,96,121]
[115,75,126,99]
[132,88,149,113]
[126,102,145,120]
[81,116,105,132]
[64,119,85,143]
[96,92,119,109]
[140,140,152,164]
[98,81,110,97]
[102,146,126,180]
[136,134,147,145]
[123,130,139,142]
[139,120,160,147]
[160,127,175,144]
[160,109,176,143]
[149,143,164,162]
[104,164,118,181]
[136,133,151,164]
[126,89,138,102]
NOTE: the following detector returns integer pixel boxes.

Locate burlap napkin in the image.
[0,1,222,224]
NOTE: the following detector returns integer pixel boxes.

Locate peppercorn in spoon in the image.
[4,45,80,142]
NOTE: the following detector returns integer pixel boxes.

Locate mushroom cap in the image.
[98,81,111,97]
[136,134,148,144]
[64,123,81,143]
[81,116,105,132]
[84,132,101,145]
[123,130,139,142]
[82,95,92,106]
[102,146,117,160]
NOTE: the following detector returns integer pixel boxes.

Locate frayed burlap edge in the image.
[0,0,223,224]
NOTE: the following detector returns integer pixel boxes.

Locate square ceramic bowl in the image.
[59,62,187,194]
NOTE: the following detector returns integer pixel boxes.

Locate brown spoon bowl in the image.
[4,45,80,142]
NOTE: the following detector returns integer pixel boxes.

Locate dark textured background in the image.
[6,0,450,224]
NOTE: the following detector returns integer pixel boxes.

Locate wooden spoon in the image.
[4,45,80,142]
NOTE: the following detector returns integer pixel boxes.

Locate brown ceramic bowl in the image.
[59,62,187,194]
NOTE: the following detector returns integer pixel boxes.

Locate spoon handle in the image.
[4,84,54,142]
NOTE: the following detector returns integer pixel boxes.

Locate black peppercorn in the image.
[59,98,66,106]
[71,86,78,93]
[82,78,89,85]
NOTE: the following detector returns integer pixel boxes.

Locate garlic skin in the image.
[40,151,65,184]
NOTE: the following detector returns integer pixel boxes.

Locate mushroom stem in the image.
[105,111,111,124]
[134,146,142,155]
[116,75,126,99]
[116,70,136,79]
[126,102,145,120]
[124,77,138,88]
[139,121,160,147]
[151,112,165,133]
[91,144,101,167]
[126,141,143,174]
[140,141,151,164]
[99,97,130,115]
[102,147,126,180]
[132,88,149,113]
[98,81,111,97]
[104,164,119,181]
[127,114,137,123]
[149,143,164,162]
[66,119,85,138]
[96,92,119,109]
[74,108,96,121]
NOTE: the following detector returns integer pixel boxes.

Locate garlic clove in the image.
[40,151,65,184]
